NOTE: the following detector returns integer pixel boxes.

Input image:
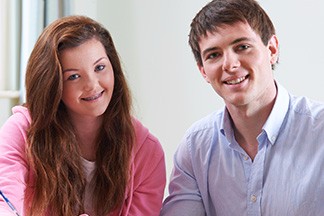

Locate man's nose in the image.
[222,52,240,72]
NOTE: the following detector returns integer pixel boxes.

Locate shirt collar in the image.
[220,81,290,146]
[220,107,235,145]
[262,81,290,145]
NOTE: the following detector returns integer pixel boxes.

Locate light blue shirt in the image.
[161,83,324,216]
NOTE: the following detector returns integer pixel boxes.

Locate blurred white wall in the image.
[94,0,324,194]
[0,0,21,127]
[261,0,324,99]
[95,0,217,191]
[1,0,324,197]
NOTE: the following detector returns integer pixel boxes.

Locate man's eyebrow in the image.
[231,37,254,45]
[201,37,254,57]
[201,47,219,58]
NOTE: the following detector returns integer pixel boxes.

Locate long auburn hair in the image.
[25,15,134,216]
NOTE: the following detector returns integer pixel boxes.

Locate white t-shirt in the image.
[81,157,96,215]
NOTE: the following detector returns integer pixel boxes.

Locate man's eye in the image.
[95,65,105,72]
[68,74,80,80]
[207,52,220,60]
[238,44,250,50]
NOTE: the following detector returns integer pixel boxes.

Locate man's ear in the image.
[198,63,210,83]
[268,35,279,65]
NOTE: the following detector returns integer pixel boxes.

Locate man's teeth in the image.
[226,76,246,85]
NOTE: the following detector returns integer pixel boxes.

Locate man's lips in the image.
[81,91,104,101]
[224,75,249,85]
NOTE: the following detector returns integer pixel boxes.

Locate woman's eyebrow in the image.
[93,57,108,66]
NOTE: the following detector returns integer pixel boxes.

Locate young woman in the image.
[0,15,166,216]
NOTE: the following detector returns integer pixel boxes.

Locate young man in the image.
[160,0,324,215]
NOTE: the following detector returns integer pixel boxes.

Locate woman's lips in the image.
[81,91,104,101]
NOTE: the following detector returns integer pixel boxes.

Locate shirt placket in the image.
[245,138,267,216]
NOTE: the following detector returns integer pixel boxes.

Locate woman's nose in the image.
[83,74,97,91]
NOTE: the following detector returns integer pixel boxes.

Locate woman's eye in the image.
[68,74,80,80]
[95,65,105,72]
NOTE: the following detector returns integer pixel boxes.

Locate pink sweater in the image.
[0,106,166,216]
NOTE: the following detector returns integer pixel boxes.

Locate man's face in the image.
[198,21,279,110]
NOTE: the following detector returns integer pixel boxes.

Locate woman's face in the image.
[60,38,114,121]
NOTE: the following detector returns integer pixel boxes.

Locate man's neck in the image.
[227,94,277,160]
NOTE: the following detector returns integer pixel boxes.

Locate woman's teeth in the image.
[82,92,102,101]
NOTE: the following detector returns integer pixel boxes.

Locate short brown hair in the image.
[189,0,276,67]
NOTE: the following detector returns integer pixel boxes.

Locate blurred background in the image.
[1,0,324,196]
